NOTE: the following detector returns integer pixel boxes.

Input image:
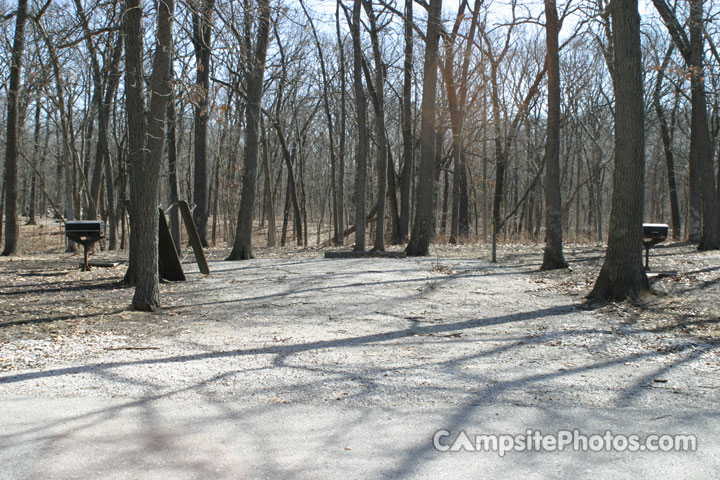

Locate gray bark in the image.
[588,0,648,301]
[406,0,442,256]
[541,0,568,270]
[192,0,215,247]
[124,0,175,311]
[2,0,28,256]
[350,0,369,251]
[227,0,271,260]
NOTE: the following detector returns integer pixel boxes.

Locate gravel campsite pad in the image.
[1,243,719,410]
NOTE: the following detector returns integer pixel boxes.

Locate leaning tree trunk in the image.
[652,44,681,240]
[541,0,568,270]
[2,0,28,256]
[227,0,271,260]
[588,0,648,301]
[405,0,442,256]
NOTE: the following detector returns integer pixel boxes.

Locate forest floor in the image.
[1,224,719,409]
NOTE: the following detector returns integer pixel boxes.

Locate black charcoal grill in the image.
[642,223,669,271]
[65,220,105,271]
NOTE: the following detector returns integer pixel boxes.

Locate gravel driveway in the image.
[2,250,718,409]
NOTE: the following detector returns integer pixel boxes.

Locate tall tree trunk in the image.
[27,99,41,226]
[192,0,215,247]
[652,0,718,247]
[335,2,347,245]
[406,0,442,256]
[227,0,271,260]
[399,0,413,243]
[124,0,175,311]
[167,89,181,253]
[589,0,648,301]
[443,0,480,245]
[76,0,122,222]
[441,168,450,236]
[301,0,339,246]
[541,0,568,270]
[281,169,291,247]
[350,0,369,251]
[123,0,146,283]
[261,120,276,247]
[689,0,719,250]
[387,144,401,244]
[459,153,469,237]
[2,0,28,256]
[652,45,681,240]
[490,60,504,262]
[363,0,388,251]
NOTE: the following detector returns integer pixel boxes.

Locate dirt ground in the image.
[1,222,719,410]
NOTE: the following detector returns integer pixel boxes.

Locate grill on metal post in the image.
[65,221,105,271]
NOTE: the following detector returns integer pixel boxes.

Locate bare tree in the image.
[652,43,681,240]
[227,0,271,260]
[362,0,388,251]
[541,0,568,270]
[350,0,369,251]
[124,0,175,310]
[167,87,181,252]
[652,0,719,249]
[441,0,481,245]
[2,0,29,256]
[335,1,347,245]
[191,0,215,247]
[399,0,413,243]
[406,0,442,256]
[300,0,340,246]
[588,0,648,301]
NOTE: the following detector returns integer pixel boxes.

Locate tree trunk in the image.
[443,0,480,245]
[399,0,413,244]
[335,1,346,245]
[301,0,339,246]
[192,0,215,247]
[689,0,719,250]
[363,0,388,252]
[405,0,442,256]
[652,0,718,247]
[541,0,568,270]
[350,0,369,251]
[261,120,276,247]
[167,89,181,253]
[588,0,648,301]
[2,0,28,256]
[441,168,449,237]
[387,144,401,244]
[124,0,175,311]
[227,0,271,260]
[652,45,681,240]
[27,99,41,226]
[123,0,146,284]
